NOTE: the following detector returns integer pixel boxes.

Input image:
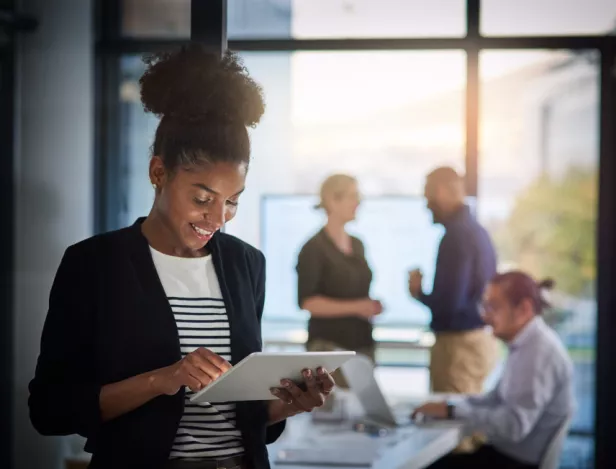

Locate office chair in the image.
[539,417,572,469]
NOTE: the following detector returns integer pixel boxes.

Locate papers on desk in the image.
[275,427,379,465]
[274,425,420,466]
[276,444,378,467]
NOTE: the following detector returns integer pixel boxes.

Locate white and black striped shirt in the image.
[150,248,244,460]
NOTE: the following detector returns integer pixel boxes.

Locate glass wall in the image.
[109,2,615,467]
[119,43,599,447]
[119,49,466,364]
[122,0,616,39]
[479,49,599,463]
[481,0,616,36]
[121,0,466,39]
[119,50,466,224]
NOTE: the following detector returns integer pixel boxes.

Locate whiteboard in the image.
[260,195,470,326]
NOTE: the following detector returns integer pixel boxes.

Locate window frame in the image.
[94,0,612,232]
[95,1,616,464]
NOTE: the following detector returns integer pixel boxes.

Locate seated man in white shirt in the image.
[413,271,575,469]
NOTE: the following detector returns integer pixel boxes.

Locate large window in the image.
[118,49,466,355]
[122,0,616,39]
[481,0,616,37]
[479,49,599,455]
[118,48,466,372]
[101,2,616,467]
[118,46,599,449]
[121,0,467,38]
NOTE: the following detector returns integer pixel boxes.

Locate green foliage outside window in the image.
[491,167,597,299]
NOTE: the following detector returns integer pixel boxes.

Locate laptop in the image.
[341,354,414,429]
[273,356,414,467]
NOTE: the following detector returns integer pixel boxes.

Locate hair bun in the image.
[139,44,264,127]
[537,278,555,291]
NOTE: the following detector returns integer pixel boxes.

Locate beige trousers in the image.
[430,328,497,453]
[429,328,497,394]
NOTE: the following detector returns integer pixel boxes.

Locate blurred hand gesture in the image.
[357,298,383,320]
[408,269,424,299]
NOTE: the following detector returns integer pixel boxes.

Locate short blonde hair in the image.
[315,174,357,210]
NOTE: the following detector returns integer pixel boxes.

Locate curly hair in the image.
[139,44,265,171]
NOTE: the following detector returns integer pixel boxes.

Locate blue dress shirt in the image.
[419,205,497,332]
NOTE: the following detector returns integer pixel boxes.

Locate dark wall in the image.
[13,1,94,468]
[1,1,17,468]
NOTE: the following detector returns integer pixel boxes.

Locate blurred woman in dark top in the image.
[296,174,382,385]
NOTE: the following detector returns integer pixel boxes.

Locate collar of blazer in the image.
[126,217,241,363]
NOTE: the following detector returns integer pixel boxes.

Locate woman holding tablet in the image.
[296,174,382,387]
[28,45,334,469]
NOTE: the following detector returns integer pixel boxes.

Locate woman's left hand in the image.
[270,367,335,416]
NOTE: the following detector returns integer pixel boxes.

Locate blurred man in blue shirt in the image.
[413,271,575,469]
[409,167,497,393]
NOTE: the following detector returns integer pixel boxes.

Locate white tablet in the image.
[189,351,356,403]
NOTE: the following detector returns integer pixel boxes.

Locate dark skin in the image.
[99,157,335,425]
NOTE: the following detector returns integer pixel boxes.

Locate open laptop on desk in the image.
[273,356,414,467]
[341,355,414,429]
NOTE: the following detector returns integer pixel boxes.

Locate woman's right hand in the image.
[151,347,232,396]
[356,298,383,319]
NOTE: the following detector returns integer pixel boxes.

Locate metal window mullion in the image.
[594,38,616,469]
[191,0,227,56]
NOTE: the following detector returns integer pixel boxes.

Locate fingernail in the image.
[271,388,280,396]
[303,369,312,379]
[317,367,325,375]
[283,380,291,388]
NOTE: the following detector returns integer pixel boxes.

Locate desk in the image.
[269,393,463,469]
[63,394,463,469]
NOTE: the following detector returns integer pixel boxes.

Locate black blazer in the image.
[28,218,286,469]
